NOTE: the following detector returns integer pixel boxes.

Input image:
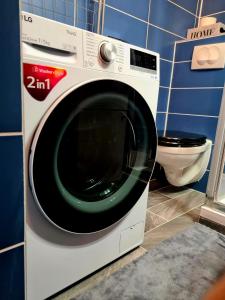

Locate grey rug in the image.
[74,223,225,300]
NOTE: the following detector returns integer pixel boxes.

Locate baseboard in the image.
[200,205,225,227]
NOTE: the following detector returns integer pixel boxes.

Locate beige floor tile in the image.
[149,190,206,221]
[157,185,192,199]
[145,210,167,232]
[147,191,170,208]
[53,247,146,300]
[142,207,200,251]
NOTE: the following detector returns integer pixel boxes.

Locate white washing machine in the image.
[21,12,159,300]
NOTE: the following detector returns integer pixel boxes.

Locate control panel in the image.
[21,12,159,80]
[130,49,157,72]
[83,31,159,79]
[83,31,126,74]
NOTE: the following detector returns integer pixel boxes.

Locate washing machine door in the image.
[30,80,157,233]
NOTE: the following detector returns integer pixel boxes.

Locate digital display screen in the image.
[130,49,157,71]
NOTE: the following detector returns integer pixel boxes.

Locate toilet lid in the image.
[158,131,207,147]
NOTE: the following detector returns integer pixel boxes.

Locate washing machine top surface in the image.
[158,130,207,147]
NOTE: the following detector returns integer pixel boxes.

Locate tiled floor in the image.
[52,185,206,300]
[145,186,205,234]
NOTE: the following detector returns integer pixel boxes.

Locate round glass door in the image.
[30,80,157,233]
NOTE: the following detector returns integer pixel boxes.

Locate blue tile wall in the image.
[158,87,169,112]
[103,6,147,47]
[210,12,225,24]
[156,113,166,131]
[21,0,74,25]
[150,0,195,38]
[167,34,225,193]
[105,0,150,21]
[1,0,21,132]
[76,1,99,32]
[0,0,25,298]
[160,60,172,87]
[173,62,225,88]
[170,0,198,14]
[167,114,218,143]
[208,145,214,170]
[21,0,98,31]
[0,136,24,250]
[148,25,178,61]
[175,36,225,62]
[104,0,197,137]
[202,0,225,16]
[189,171,210,193]
[0,246,24,300]
[147,0,198,118]
[169,89,223,116]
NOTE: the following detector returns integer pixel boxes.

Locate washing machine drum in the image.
[30,80,157,233]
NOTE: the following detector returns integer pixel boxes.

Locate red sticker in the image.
[23,63,67,101]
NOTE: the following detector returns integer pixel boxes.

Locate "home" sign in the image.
[187,23,225,40]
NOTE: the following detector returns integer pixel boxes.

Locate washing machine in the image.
[21,12,159,300]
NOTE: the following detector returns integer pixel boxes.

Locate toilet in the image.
[156,131,212,187]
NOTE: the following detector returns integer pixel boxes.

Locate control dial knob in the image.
[100,42,117,63]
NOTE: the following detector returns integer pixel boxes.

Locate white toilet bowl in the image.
[156,131,212,187]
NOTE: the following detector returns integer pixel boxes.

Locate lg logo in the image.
[23,15,33,23]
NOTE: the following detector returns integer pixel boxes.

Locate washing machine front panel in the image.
[22,13,160,299]
[30,80,157,233]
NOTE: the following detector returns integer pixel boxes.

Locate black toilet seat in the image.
[158,131,207,147]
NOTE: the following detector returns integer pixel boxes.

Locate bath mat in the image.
[73,223,225,300]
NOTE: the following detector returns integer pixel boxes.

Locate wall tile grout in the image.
[148,22,184,39]
[160,85,170,89]
[167,112,218,118]
[105,4,148,23]
[145,0,152,49]
[175,60,191,63]
[0,132,23,137]
[164,41,176,134]
[73,0,77,26]
[171,87,224,89]
[168,0,198,17]
[194,0,200,27]
[160,57,173,63]
[203,10,225,17]
[167,113,219,120]
[105,3,186,39]
[197,0,203,25]
[0,242,25,255]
